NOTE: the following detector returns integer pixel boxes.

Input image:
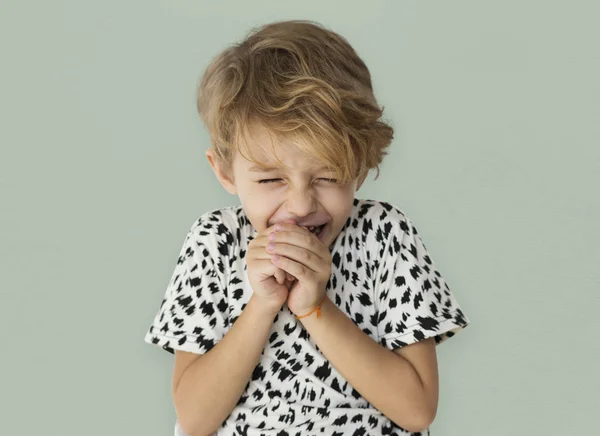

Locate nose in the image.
[285,186,317,219]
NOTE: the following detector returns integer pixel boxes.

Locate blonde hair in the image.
[196,20,394,182]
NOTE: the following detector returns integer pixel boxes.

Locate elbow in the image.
[176,417,197,436]
[406,415,435,434]
[406,390,438,432]
[392,415,434,434]
[391,404,437,433]
[177,417,216,436]
[174,392,216,436]
[175,399,218,436]
[413,407,437,433]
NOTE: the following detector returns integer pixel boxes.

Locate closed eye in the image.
[258,178,338,184]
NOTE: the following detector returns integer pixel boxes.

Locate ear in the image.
[206,149,237,195]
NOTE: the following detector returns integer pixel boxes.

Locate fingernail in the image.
[275,224,282,231]
[268,232,276,241]
[267,243,275,251]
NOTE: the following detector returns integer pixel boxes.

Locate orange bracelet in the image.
[296,294,328,319]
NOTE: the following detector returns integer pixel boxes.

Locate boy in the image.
[144,20,470,436]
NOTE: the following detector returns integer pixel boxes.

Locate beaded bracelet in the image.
[296,294,328,319]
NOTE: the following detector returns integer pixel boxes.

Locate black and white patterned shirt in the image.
[144,198,471,436]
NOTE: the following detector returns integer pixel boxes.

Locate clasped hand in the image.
[246,219,331,317]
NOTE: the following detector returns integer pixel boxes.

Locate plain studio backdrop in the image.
[1,1,598,435]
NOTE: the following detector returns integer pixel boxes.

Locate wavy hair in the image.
[197,20,394,182]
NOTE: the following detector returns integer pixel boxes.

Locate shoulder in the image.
[347,198,413,244]
[185,205,247,252]
[188,205,242,233]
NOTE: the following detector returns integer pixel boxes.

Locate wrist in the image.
[296,296,335,325]
[248,294,283,319]
[295,294,329,320]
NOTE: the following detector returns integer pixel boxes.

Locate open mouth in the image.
[304,224,326,239]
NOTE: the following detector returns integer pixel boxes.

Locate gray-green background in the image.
[1,1,598,434]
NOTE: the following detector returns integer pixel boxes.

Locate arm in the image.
[299,297,439,433]
[266,222,439,432]
[172,295,278,436]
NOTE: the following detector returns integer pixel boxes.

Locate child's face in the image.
[207,124,364,248]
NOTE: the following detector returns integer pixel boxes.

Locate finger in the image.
[265,222,288,234]
[271,226,327,261]
[248,232,278,252]
[267,242,320,273]
[274,222,320,240]
[271,254,314,282]
[256,259,288,282]
[248,235,288,261]
[249,233,272,247]
[250,224,286,247]
[254,219,299,243]
[274,267,286,285]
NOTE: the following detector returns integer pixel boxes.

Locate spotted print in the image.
[144,198,471,435]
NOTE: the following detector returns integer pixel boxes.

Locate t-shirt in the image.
[144,198,471,436]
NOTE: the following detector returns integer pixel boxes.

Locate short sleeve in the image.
[143,217,229,355]
[375,216,471,350]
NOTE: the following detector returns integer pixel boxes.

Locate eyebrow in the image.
[248,165,332,173]
[248,165,279,173]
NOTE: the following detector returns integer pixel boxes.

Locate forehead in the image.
[237,124,329,171]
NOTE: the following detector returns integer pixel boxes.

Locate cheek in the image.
[332,188,356,223]
[238,186,280,226]
[328,185,355,209]
[315,188,353,223]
